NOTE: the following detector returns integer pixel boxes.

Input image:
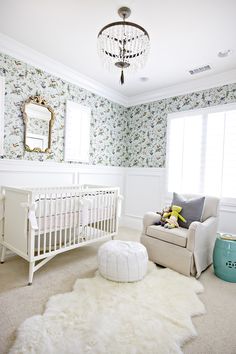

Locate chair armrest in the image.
[142,212,161,234]
[186,216,218,252]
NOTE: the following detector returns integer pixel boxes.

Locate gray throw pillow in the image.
[172,192,205,229]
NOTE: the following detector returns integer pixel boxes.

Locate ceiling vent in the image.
[189,65,211,75]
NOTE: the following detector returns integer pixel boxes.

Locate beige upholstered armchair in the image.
[141,195,220,278]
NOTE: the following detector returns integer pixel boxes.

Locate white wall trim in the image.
[0,158,125,174]
[0,75,5,155]
[167,102,236,119]
[1,33,236,108]
[0,33,129,107]
[121,167,166,230]
[127,69,236,107]
[0,159,236,233]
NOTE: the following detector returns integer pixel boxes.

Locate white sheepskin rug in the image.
[10,263,205,354]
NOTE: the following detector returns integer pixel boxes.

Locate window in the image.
[64,101,91,162]
[166,103,236,200]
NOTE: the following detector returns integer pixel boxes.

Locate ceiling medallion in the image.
[97,7,150,85]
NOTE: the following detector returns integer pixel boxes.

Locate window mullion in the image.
[219,113,227,198]
[199,113,207,194]
[180,117,185,193]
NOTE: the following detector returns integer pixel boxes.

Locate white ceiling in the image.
[0,0,236,99]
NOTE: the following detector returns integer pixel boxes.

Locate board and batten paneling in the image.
[123,168,165,229]
[0,159,236,234]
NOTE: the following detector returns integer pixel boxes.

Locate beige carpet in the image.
[0,227,236,354]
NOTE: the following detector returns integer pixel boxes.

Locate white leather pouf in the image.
[98,240,148,282]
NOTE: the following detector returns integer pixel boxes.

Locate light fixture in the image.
[218,49,233,58]
[140,76,149,82]
[97,7,150,85]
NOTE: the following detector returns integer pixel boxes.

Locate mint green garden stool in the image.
[213,234,236,283]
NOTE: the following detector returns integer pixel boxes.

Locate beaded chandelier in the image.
[97,7,150,85]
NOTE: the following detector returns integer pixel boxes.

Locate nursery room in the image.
[0,0,236,353]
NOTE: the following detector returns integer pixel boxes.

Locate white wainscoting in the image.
[0,160,165,231]
[218,203,236,234]
[0,159,125,191]
[0,159,236,234]
[122,167,165,230]
[0,159,126,258]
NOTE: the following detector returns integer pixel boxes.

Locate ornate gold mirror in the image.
[23,96,55,153]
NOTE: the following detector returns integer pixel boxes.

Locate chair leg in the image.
[28,261,35,285]
[0,245,6,263]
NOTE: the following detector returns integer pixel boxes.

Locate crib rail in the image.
[31,187,119,259]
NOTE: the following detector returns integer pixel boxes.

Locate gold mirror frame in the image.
[22,96,55,153]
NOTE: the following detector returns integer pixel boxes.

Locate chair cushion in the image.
[146,225,188,247]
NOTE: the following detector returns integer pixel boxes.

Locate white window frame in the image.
[64,100,91,163]
[0,76,5,156]
[166,102,236,205]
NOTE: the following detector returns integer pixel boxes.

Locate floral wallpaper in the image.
[0,52,236,168]
[0,52,128,166]
[27,117,49,136]
[126,83,236,167]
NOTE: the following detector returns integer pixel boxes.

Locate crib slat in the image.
[54,193,58,251]
[101,191,105,237]
[38,194,41,256]
[89,192,96,240]
[59,192,63,249]
[115,190,118,233]
[100,191,103,237]
[111,192,115,234]
[77,192,83,245]
[88,193,93,241]
[110,193,113,235]
[106,192,110,235]
[69,192,72,247]
[73,193,77,245]
[96,192,99,240]
[111,191,116,234]
[49,193,52,253]
[43,194,47,255]
[64,192,67,247]
[107,192,111,235]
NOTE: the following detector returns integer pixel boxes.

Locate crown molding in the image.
[127,69,236,106]
[0,33,236,108]
[0,33,129,107]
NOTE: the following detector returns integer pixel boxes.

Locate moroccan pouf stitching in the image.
[98,240,148,282]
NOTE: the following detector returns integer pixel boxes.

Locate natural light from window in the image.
[64,101,91,162]
[167,104,236,200]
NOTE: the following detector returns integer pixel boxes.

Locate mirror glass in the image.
[23,96,54,153]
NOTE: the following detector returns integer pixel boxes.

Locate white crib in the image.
[0,184,122,284]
